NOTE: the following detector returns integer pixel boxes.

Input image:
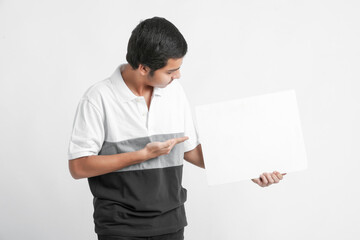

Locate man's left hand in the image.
[251,171,286,187]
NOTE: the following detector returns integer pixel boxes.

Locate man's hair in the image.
[126,17,187,75]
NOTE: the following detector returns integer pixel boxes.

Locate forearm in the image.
[184,144,205,169]
[69,150,147,179]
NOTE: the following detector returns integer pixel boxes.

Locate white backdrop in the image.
[1,0,359,239]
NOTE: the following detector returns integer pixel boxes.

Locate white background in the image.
[0,0,359,239]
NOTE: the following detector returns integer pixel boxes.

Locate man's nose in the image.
[173,71,181,79]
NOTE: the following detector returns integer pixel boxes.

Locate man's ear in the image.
[138,64,150,76]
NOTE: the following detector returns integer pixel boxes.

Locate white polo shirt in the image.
[67,64,200,237]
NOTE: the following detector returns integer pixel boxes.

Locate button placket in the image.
[146,96,155,132]
[136,97,148,119]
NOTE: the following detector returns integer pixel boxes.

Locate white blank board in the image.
[195,89,307,186]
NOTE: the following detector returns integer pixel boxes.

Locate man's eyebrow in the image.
[167,67,181,72]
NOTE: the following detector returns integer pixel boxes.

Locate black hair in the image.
[126,17,187,75]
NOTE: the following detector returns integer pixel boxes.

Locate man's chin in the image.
[154,80,173,88]
[161,82,173,88]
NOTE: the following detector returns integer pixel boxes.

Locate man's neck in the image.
[121,64,153,96]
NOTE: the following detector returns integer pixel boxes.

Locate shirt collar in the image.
[110,64,164,103]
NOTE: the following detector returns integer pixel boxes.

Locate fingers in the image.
[174,136,189,144]
[256,171,286,187]
[274,171,283,180]
[265,172,275,184]
[251,178,262,185]
[162,139,174,148]
[271,173,280,183]
[260,174,268,185]
[162,136,189,153]
[165,137,189,148]
[145,137,189,159]
[254,175,267,187]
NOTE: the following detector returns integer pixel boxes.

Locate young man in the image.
[68,17,285,240]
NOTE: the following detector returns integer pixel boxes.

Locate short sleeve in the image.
[181,88,201,152]
[67,99,105,160]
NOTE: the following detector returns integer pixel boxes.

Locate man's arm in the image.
[69,137,189,179]
[69,151,146,179]
[184,144,205,169]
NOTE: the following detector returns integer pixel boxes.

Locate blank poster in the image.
[195,89,307,186]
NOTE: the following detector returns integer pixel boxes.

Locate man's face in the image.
[146,58,183,88]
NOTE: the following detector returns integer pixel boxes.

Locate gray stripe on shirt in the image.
[99,132,185,172]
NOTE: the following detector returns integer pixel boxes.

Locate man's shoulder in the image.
[81,78,113,103]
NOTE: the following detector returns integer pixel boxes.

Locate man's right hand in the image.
[142,136,189,160]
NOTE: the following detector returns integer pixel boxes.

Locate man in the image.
[68,17,285,240]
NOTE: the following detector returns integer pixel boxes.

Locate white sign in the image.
[195,89,307,186]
